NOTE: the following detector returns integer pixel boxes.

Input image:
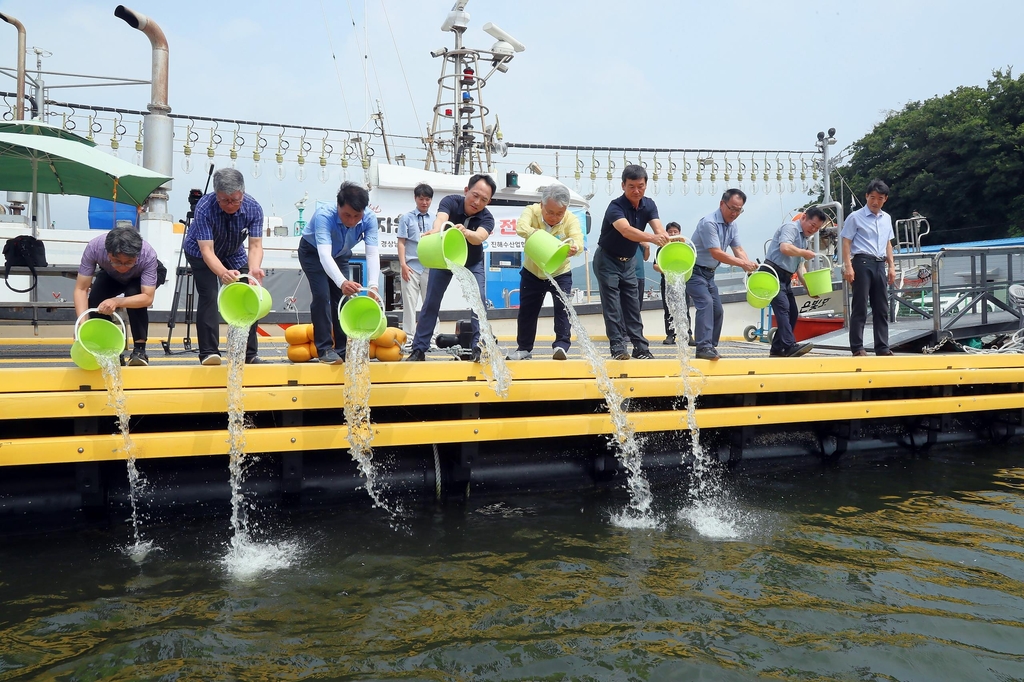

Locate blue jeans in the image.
[412,259,486,352]
[298,239,350,356]
[516,268,572,352]
[685,266,723,352]
[593,247,648,355]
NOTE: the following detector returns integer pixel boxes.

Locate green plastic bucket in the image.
[656,238,696,283]
[70,339,101,371]
[418,222,468,269]
[72,308,126,368]
[803,257,832,297]
[339,289,386,340]
[746,264,780,309]
[217,274,272,327]
[524,230,575,274]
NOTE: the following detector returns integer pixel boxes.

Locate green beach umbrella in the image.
[0,119,96,145]
[0,130,170,207]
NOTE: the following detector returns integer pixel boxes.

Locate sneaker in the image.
[631,348,656,360]
[469,347,482,363]
[201,354,222,366]
[319,349,343,365]
[405,349,426,362]
[662,335,676,345]
[552,347,568,361]
[784,343,813,357]
[611,350,630,361]
[506,349,532,361]
[695,348,720,361]
[127,349,149,366]
[245,356,266,365]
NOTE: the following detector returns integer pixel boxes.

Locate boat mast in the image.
[424,1,523,175]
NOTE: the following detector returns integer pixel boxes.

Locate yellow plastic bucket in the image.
[72,308,126,368]
[217,274,272,327]
[524,230,575,274]
[803,256,833,297]
[339,289,386,340]
[656,238,696,283]
[418,222,468,269]
[746,264,780,309]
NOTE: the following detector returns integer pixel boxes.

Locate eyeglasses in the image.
[108,255,137,268]
[217,194,244,207]
[722,203,745,214]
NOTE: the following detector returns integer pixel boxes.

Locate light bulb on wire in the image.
[181,144,193,173]
[251,151,263,179]
[318,157,330,183]
[296,154,307,182]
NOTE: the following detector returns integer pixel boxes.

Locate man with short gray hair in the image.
[507,184,584,360]
[183,167,266,365]
[74,225,164,366]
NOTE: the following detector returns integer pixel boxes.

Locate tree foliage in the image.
[836,69,1024,243]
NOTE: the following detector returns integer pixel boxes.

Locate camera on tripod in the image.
[187,188,203,213]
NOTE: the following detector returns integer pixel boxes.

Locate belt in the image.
[763,260,793,280]
[853,253,886,262]
[694,264,716,275]
[615,255,632,261]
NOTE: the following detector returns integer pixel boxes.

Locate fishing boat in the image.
[0,3,1023,518]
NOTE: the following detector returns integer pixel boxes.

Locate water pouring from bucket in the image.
[217,274,272,328]
[746,263,780,309]
[72,308,127,369]
[656,237,696,284]
[339,288,386,340]
[524,230,576,275]
[418,222,468,270]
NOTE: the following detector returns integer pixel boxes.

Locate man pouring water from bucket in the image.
[686,189,758,360]
[761,207,827,357]
[297,182,381,365]
[74,225,164,366]
[506,183,584,361]
[182,168,266,366]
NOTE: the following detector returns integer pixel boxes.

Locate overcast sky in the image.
[2,0,1022,250]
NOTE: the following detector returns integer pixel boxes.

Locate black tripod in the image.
[162,166,213,355]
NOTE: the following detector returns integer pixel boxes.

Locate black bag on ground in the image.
[3,235,48,293]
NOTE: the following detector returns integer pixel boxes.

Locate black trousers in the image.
[849,255,890,354]
[763,262,797,354]
[87,270,157,344]
[185,254,259,361]
[515,268,572,352]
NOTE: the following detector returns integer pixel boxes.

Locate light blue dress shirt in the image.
[397,209,433,274]
[301,202,379,257]
[765,220,807,274]
[691,209,741,269]
[840,205,893,258]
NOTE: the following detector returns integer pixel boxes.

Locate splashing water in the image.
[221,324,296,577]
[95,352,155,561]
[343,336,400,517]
[663,277,734,536]
[545,274,656,527]
[448,261,512,398]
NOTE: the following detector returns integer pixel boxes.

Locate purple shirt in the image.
[78,232,159,287]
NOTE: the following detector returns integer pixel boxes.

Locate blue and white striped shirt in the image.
[183,192,264,270]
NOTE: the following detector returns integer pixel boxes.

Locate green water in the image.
[1,447,1023,681]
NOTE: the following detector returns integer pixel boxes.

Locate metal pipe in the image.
[0,13,26,119]
[114,5,172,216]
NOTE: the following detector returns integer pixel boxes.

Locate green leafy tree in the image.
[835,69,1024,243]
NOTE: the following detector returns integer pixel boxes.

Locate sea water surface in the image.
[1,445,1024,680]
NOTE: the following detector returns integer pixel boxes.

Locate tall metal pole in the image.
[0,13,26,120]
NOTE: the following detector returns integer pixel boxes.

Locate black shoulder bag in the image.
[3,235,48,293]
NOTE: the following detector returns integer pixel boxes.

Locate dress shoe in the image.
[852,349,868,357]
[662,335,676,345]
[405,349,426,361]
[876,349,894,356]
[784,343,813,357]
[695,348,721,360]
